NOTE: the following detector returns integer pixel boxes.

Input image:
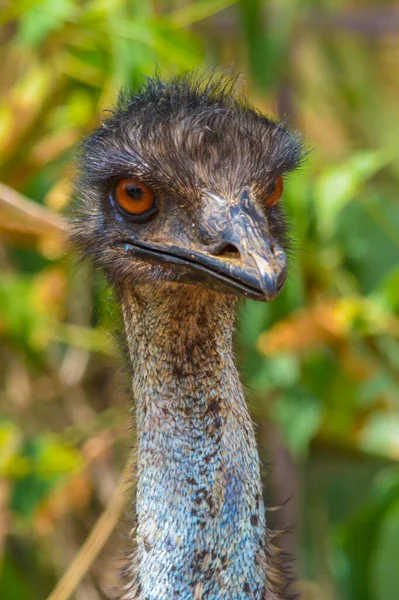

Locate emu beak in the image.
[192,193,288,301]
[121,191,287,302]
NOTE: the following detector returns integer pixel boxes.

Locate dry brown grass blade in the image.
[46,458,132,600]
[0,182,67,248]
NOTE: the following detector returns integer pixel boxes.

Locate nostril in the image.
[214,243,241,259]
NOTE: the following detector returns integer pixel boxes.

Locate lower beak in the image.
[121,207,287,302]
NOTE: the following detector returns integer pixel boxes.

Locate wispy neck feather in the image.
[120,286,282,600]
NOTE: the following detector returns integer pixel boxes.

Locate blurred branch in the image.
[0,182,67,248]
[0,479,10,564]
[46,457,132,600]
[55,522,102,600]
[307,10,399,36]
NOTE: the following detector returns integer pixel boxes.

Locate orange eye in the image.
[114,178,155,216]
[265,176,283,207]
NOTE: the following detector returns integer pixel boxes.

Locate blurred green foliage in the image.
[0,1,398,599]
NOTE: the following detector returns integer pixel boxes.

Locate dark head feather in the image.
[71,72,305,295]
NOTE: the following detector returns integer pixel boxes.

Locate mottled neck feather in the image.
[120,285,276,600]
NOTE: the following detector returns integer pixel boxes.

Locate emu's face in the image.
[73,75,304,301]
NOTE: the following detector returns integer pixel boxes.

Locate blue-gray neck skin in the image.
[121,286,269,600]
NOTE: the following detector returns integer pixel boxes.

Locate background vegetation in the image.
[0,1,398,599]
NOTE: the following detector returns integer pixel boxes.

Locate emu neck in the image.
[122,288,267,600]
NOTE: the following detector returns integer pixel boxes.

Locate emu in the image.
[72,73,304,600]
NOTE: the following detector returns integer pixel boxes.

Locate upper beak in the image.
[121,192,287,302]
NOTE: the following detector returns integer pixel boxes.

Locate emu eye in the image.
[114,178,155,217]
[265,176,283,208]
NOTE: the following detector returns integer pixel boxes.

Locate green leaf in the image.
[340,468,399,600]
[336,194,399,294]
[370,266,399,312]
[0,421,22,475]
[0,275,49,356]
[272,388,321,458]
[0,554,34,600]
[11,436,82,520]
[372,502,399,600]
[239,0,295,90]
[314,150,392,240]
[36,437,83,478]
[18,0,76,46]
[359,413,399,459]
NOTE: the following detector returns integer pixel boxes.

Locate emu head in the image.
[72,73,304,302]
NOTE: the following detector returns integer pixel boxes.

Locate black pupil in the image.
[126,186,143,200]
